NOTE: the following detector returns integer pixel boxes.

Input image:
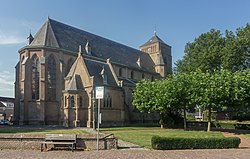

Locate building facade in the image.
[0,97,15,121]
[14,18,172,127]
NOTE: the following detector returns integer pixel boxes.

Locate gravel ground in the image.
[1,149,250,159]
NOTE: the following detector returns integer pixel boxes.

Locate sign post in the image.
[95,86,104,151]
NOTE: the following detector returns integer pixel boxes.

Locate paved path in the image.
[223,132,250,148]
[0,149,250,159]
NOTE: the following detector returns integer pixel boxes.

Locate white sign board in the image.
[95,86,104,99]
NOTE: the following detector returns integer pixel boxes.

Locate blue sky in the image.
[0,0,250,97]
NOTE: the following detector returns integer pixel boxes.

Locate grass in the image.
[244,134,250,140]
[0,126,88,134]
[100,127,224,148]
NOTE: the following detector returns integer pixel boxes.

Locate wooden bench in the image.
[41,134,76,152]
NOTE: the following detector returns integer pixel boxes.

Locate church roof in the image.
[140,32,168,48]
[84,59,117,86]
[66,74,84,91]
[30,18,155,73]
[0,101,5,108]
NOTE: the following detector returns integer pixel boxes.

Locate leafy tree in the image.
[175,29,224,73]
[169,73,196,130]
[176,24,250,73]
[132,79,172,128]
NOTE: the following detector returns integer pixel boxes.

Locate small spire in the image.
[154,25,157,36]
[100,65,107,84]
[137,56,141,67]
[100,65,105,75]
[78,45,82,57]
[27,31,34,45]
[85,40,92,55]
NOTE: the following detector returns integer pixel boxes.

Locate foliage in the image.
[133,69,250,131]
[151,136,241,150]
[176,24,250,73]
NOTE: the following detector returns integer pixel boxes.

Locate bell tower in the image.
[139,32,172,77]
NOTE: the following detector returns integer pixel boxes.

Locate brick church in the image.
[14,18,172,127]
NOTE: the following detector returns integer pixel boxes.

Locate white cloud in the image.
[0,34,25,45]
[0,28,26,45]
[0,70,14,97]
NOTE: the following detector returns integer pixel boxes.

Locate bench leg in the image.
[41,143,43,152]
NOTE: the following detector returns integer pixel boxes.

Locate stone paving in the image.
[1,149,250,159]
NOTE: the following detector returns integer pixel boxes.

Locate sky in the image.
[0,0,250,97]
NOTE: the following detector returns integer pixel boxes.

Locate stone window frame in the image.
[47,54,57,101]
[104,93,112,108]
[31,54,40,100]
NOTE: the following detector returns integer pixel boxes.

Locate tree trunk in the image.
[207,107,211,132]
[183,108,187,130]
[160,112,164,129]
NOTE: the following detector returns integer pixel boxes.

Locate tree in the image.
[133,70,250,131]
[176,24,250,73]
[132,79,173,128]
[169,73,196,130]
[175,29,224,73]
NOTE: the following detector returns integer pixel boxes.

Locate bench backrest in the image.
[45,134,76,142]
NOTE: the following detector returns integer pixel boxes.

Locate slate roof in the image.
[140,33,168,48]
[66,74,84,91]
[84,59,117,86]
[30,18,156,73]
[0,102,5,108]
[0,97,14,103]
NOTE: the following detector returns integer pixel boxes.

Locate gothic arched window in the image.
[79,96,83,107]
[70,96,75,107]
[47,54,56,100]
[118,68,122,77]
[66,58,74,76]
[31,54,40,100]
[104,94,112,108]
[131,71,134,79]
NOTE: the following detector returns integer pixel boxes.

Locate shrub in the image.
[235,123,250,130]
[213,121,236,129]
[151,136,240,150]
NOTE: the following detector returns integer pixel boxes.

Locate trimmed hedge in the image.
[151,136,240,150]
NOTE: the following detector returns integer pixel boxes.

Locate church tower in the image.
[139,32,172,77]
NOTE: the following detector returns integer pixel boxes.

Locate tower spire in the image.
[154,25,157,36]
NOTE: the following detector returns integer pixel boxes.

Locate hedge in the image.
[151,136,240,150]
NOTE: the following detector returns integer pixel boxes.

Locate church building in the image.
[14,18,172,127]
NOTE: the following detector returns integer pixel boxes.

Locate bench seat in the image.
[41,134,76,152]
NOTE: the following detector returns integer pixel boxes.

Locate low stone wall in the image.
[0,134,117,150]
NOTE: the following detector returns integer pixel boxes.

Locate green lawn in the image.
[101,127,224,148]
[244,134,250,140]
[0,127,88,134]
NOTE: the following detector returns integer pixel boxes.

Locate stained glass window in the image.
[47,55,56,100]
[31,54,40,100]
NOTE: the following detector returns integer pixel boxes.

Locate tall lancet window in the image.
[66,58,73,76]
[47,54,56,100]
[31,54,40,100]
